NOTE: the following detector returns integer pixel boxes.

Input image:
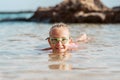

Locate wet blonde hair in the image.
[49,23,70,37]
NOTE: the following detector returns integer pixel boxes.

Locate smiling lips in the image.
[56,47,64,50]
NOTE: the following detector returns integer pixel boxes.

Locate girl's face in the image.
[48,27,71,54]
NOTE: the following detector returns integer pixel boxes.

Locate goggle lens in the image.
[50,38,69,44]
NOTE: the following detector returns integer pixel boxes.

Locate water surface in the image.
[0,22,120,80]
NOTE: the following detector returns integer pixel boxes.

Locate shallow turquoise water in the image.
[0,21,120,80]
[0,13,33,20]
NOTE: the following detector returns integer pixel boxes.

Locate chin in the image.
[54,50,67,54]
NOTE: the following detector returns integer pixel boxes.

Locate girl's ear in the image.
[69,37,73,43]
[48,38,51,45]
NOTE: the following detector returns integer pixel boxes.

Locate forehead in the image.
[50,27,70,37]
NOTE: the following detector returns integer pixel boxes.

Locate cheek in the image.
[64,44,69,48]
[50,44,56,49]
[64,41,71,48]
[50,44,54,47]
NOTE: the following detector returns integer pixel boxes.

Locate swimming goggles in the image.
[48,37,69,44]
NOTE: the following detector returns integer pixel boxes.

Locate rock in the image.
[112,6,120,23]
[113,10,120,23]
[113,6,120,11]
[29,0,120,23]
[0,18,30,22]
[76,12,106,23]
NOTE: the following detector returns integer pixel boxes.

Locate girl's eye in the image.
[62,38,67,41]
[51,39,57,41]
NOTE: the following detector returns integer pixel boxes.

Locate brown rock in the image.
[29,0,120,23]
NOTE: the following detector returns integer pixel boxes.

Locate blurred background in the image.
[0,0,119,12]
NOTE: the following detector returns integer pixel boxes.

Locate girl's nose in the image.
[56,41,62,46]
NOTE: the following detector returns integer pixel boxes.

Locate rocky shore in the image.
[30,0,120,23]
[0,0,120,23]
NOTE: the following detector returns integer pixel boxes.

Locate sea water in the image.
[0,13,120,80]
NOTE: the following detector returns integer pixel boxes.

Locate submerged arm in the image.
[41,47,52,51]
